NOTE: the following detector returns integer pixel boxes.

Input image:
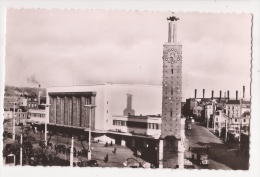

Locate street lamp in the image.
[84,104,96,160]
[41,103,51,146]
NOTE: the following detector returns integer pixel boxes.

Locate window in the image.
[113,120,126,126]
[148,123,159,130]
[170,111,173,117]
[244,119,246,122]
[6,155,15,164]
[171,69,173,74]
[235,119,237,122]
[216,118,218,122]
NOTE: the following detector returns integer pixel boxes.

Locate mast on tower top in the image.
[167,15,179,43]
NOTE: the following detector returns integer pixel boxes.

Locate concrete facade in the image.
[46,83,162,132]
[160,19,185,169]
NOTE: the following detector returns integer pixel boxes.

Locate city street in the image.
[185,122,249,170]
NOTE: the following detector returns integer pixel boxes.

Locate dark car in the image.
[80,160,98,167]
[5,144,12,151]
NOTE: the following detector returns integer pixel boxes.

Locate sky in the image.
[4,9,252,100]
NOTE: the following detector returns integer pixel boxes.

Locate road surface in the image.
[185,122,249,170]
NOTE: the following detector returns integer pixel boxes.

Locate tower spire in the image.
[167,15,179,43]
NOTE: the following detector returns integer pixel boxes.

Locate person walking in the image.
[113,147,117,154]
[104,154,108,163]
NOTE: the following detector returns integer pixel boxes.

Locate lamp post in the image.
[70,137,74,167]
[41,103,51,146]
[84,104,96,160]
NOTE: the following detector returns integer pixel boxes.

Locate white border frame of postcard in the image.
[0,1,259,177]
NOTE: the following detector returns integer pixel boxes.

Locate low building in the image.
[26,109,46,124]
[15,108,28,125]
[204,104,213,127]
[27,96,39,109]
[3,96,19,111]
[3,111,13,119]
[225,100,241,118]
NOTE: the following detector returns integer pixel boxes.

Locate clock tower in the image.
[158,16,186,169]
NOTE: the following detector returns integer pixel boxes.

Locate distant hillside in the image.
[4,85,46,97]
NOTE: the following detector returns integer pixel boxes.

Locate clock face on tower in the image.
[164,48,182,64]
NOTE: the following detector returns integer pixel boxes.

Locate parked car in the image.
[80,160,98,167]
[192,153,209,166]
[5,144,12,151]
[187,123,192,130]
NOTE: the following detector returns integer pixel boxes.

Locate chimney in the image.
[236,90,238,100]
[220,90,222,99]
[211,90,214,99]
[203,89,205,98]
[243,86,245,99]
[195,89,197,98]
[38,85,41,105]
[227,90,230,100]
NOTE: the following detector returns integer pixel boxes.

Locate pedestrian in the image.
[105,142,108,147]
[104,154,108,163]
[110,141,113,146]
[113,147,117,154]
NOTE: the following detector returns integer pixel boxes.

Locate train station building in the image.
[45,83,162,152]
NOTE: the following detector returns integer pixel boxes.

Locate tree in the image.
[78,135,87,151]
[47,130,56,145]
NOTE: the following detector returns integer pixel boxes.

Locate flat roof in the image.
[47,83,162,89]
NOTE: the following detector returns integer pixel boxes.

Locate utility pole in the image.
[225,120,228,142]
[12,102,17,140]
[70,137,74,167]
[84,104,97,160]
[20,133,23,166]
[41,103,51,146]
